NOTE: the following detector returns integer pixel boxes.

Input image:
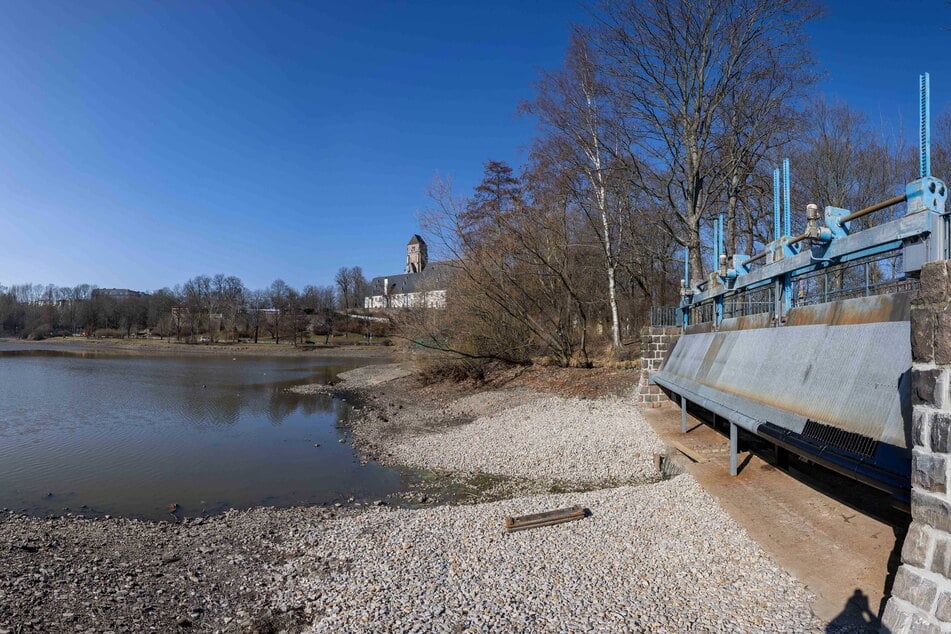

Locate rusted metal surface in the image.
[684,321,715,335]
[841,194,907,224]
[785,292,911,326]
[718,312,774,331]
[653,297,911,448]
[504,506,588,532]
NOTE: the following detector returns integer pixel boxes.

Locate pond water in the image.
[0,346,408,520]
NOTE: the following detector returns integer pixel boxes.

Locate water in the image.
[0,346,408,520]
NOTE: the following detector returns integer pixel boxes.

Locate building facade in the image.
[365,235,448,309]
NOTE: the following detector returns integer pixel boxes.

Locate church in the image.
[363,235,448,309]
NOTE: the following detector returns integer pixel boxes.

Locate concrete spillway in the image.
[651,292,913,496]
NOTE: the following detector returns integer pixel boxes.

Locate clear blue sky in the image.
[0,0,949,292]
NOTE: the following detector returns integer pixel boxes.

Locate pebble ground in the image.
[297,477,824,633]
[392,396,667,485]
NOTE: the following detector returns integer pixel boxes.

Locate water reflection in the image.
[0,351,406,519]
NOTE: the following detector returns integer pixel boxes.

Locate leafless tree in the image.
[523,30,627,350]
[933,107,951,181]
[592,0,819,278]
[267,279,290,344]
[422,161,593,366]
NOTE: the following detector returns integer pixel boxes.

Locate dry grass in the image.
[412,354,640,400]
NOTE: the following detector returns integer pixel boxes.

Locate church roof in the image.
[366,262,450,297]
[407,234,425,245]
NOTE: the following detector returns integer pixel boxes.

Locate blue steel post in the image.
[773,169,781,241]
[921,72,931,179]
[681,396,687,434]
[782,159,793,314]
[712,218,719,275]
[718,213,725,262]
[680,244,691,429]
[783,158,791,237]
[715,214,724,326]
[682,246,690,328]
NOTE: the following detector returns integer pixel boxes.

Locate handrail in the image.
[840,194,907,224]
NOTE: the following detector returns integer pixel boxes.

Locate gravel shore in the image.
[391,395,667,486]
[1,362,848,632]
[298,477,823,633]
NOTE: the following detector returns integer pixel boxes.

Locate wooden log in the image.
[669,440,706,464]
[504,505,588,533]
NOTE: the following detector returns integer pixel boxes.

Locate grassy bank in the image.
[0,335,394,358]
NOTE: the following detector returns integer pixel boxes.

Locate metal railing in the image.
[723,285,774,320]
[791,250,917,307]
[649,306,680,327]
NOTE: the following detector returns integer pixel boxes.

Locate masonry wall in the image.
[637,326,680,408]
[883,260,951,632]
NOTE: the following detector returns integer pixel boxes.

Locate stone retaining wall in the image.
[883,260,951,632]
[637,326,679,408]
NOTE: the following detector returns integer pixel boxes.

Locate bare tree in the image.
[247,289,268,344]
[335,267,353,311]
[422,162,593,367]
[267,279,290,344]
[302,285,337,343]
[593,0,819,277]
[933,107,951,182]
[524,30,626,350]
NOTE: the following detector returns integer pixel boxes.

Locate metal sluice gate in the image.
[651,74,949,501]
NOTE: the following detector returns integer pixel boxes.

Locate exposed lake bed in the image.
[0,353,835,633]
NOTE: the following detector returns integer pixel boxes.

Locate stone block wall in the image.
[637,326,680,408]
[883,260,951,632]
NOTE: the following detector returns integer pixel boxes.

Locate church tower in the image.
[405,235,428,273]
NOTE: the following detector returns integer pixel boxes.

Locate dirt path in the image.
[642,402,905,631]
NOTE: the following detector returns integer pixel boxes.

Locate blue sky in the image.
[0,0,949,291]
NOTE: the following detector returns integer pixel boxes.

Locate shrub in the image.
[26,324,51,340]
[92,328,123,339]
[417,357,490,385]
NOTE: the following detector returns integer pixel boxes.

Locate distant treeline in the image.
[0,267,382,343]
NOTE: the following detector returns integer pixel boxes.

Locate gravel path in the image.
[391,396,666,485]
[292,475,823,633]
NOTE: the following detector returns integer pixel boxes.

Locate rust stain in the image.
[685,321,714,334]
[719,313,773,332]
[698,333,725,377]
[785,293,911,327]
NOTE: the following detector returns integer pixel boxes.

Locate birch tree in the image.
[523,31,625,350]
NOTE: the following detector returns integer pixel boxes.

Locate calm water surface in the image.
[0,346,408,519]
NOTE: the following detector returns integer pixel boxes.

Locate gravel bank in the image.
[294,476,823,633]
[1,477,827,633]
[392,396,666,486]
[0,506,358,632]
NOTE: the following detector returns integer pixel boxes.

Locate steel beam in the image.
[681,396,687,433]
[730,422,739,476]
[685,211,931,306]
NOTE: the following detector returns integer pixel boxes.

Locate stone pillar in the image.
[637,326,680,408]
[883,260,951,632]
